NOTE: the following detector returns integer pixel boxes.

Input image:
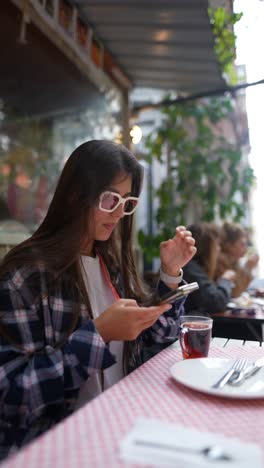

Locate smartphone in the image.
[157,282,199,305]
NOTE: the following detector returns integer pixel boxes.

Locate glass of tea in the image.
[179,315,213,359]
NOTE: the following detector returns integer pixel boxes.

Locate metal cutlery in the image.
[134,439,232,461]
[212,358,248,390]
[229,356,264,386]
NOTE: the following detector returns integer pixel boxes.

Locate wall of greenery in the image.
[138,7,254,265]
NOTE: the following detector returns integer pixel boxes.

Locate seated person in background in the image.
[214,222,259,298]
[183,222,236,316]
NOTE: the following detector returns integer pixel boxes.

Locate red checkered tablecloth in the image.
[2,345,264,467]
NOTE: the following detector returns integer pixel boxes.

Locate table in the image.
[2,339,264,468]
[212,309,264,341]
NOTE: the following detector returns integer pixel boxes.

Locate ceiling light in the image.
[130,125,142,144]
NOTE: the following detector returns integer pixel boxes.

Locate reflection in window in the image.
[0,89,121,233]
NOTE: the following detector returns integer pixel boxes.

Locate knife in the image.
[211,359,242,389]
[229,357,264,386]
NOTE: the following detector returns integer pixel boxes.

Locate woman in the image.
[0,140,196,460]
[182,222,235,316]
[215,222,259,297]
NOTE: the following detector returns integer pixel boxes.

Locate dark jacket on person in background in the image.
[183,259,233,316]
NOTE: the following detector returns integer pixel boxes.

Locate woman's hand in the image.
[94,299,172,342]
[160,225,197,276]
[245,254,259,271]
[221,269,236,282]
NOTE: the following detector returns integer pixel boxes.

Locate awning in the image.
[0,0,226,117]
[72,0,226,94]
[0,1,107,117]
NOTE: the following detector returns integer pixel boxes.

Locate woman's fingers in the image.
[132,304,172,325]
[174,228,194,242]
[136,309,170,329]
[95,299,173,342]
[184,236,196,246]
[177,229,191,237]
[175,225,186,232]
[120,298,139,307]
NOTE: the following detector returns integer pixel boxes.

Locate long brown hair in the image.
[187,222,220,279]
[0,140,150,347]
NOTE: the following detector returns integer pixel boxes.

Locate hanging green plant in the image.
[138,96,255,264]
[208,7,243,84]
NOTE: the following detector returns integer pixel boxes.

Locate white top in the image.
[75,255,124,409]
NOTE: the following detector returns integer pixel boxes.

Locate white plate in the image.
[251,297,264,307]
[227,301,255,311]
[170,358,264,399]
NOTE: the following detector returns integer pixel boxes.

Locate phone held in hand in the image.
[157,282,199,305]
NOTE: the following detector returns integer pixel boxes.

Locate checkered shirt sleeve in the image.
[0,265,115,459]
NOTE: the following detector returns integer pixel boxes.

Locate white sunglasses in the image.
[98,191,139,215]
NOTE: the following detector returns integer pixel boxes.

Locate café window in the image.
[0,89,122,240]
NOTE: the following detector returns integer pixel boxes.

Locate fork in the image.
[229,357,264,386]
[212,358,248,390]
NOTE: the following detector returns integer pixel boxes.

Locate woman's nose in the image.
[113,202,125,218]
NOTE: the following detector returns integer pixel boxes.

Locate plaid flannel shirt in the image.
[0,263,185,460]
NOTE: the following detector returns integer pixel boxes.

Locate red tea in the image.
[180,322,212,359]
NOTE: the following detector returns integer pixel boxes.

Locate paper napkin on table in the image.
[120,419,262,468]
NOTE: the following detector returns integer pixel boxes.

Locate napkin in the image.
[120,419,262,468]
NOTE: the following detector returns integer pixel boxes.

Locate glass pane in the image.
[0,89,122,252]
